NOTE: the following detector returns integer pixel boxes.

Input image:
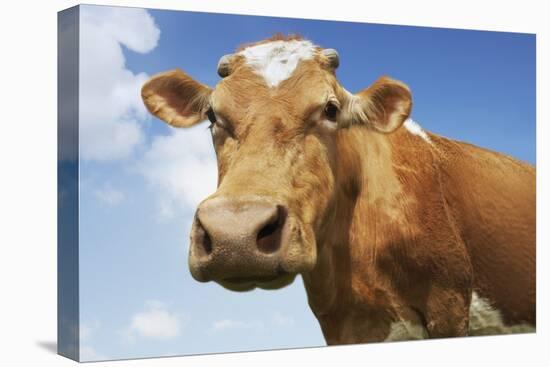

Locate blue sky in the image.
[72,5,535,361]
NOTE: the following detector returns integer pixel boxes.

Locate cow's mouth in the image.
[218,272,297,292]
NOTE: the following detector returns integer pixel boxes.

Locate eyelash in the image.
[206,107,235,138]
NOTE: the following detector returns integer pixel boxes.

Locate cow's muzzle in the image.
[188,196,301,291]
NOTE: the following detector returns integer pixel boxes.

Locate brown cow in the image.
[141,35,535,344]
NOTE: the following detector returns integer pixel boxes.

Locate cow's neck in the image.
[301,126,426,342]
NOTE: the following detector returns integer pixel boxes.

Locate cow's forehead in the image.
[237,40,318,88]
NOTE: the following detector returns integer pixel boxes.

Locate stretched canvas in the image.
[58,4,536,362]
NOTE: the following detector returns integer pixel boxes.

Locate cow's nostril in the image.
[195,219,213,256]
[256,205,286,254]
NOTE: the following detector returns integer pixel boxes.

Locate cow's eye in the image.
[324,101,339,122]
[206,107,217,125]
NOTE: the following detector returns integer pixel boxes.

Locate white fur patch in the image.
[469,292,535,335]
[385,320,429,341]
[239,40,316,88]
[403,118,431,143]
[385,292,534,342]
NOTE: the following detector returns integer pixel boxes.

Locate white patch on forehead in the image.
[403,118,432,143]
[238,40,316,88]
[469,292,535,336]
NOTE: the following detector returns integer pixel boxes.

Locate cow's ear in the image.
[141,69,212,128]
[352,76,412,133]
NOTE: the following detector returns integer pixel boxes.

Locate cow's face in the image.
[142,37,411,291]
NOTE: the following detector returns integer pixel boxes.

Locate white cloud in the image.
[94,185,125,206]
[80,320,100,342]
[79,6,160,161]
[212,319,247,331]
[125,300,182,340]
[211,319,264,331]
[272,312,294,327]
[210,313,294,332]
[79,321,104,361]
[158,198,176,220]
[80,345,104,361]
[137,126,218,218]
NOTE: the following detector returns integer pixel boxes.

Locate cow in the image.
[141,35,535,344]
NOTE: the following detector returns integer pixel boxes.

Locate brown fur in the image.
[141,37,536,344]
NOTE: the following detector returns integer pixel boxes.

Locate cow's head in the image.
[141,36,411,291]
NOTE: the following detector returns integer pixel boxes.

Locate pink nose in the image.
[188,196,288,282]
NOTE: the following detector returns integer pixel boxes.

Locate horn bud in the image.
[217,54,234,77]
[322,48,340,69]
